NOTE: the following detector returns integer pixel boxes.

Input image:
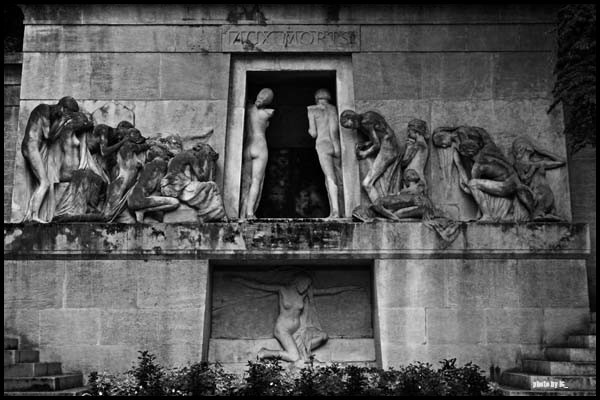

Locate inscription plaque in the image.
[222,25,360,52]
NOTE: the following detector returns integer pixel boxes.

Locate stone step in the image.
[4,362,62,377]
[501,372,596,391]
[4,338,18,350]
[522,360,595,376]
[498,386,596,396]
[4,350,39,366]
[545,347,596,362]
[4,374,83,392]
[3,387,90,396]
[568,335,596,348]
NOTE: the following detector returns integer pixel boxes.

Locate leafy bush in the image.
[87,352,494,396]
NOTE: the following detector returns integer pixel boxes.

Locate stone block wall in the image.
[374,258,590,370]
[4,222,591,378]
[4,259,211,373]
[4,53,22,222]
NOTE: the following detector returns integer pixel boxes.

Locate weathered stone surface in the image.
[24,25,221,52]
[543,308,590,344]
[4,260,64,309]
[40,345,138,378]
[3,222,590,259]
[375,260,446,308]
[40,309,100,346]
[3,309,39,349]
[100,309,204,347]
[353,53,422,100]
[424,53,494,100]
[485,308,544,344]
[65,260,137,308]
[20,53,92,100]
[516,260,589,308]
[360,24,555,55]
[447,259,522,308]
[426,309,485,344]
[378,307,426,345]
[4,64,22,85]
[493,52,555,99]
[91,53,160,99]
[159,53,230,100]
[137,260,209,308]
[4,85,20,106]
[89,101,135,128]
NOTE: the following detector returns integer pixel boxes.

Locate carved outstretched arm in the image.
[231,276,280,293]
[100,137,129,156]
[313,286,362,296]
[401,143,418,167]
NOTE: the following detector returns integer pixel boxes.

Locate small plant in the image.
[130,350,165,396]
[86,351,494,396]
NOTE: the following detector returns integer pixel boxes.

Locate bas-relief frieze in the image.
[222,25,359,52]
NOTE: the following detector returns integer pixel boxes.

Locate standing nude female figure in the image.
[241,88,275,219]
[232,272,362,366]
[307,88,342,218]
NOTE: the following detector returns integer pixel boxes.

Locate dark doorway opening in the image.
[246,71,337,218]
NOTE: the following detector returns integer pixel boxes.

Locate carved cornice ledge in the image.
[3,221,590,261]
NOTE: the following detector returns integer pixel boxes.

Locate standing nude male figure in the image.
[340,110,405,203]
[21,96,80,222]
[241,88,275,219]
[307,88,342,218]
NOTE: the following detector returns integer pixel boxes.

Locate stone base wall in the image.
[4,221,590,379]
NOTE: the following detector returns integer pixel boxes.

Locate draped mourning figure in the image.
[510,137,566,221]
[19,98,227,223]
[432,126,535,222]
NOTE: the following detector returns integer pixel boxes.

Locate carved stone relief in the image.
[19,97,226,223]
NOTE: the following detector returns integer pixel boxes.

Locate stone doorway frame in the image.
[222,55,361,218]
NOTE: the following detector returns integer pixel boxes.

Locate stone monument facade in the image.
[3,4,593,394]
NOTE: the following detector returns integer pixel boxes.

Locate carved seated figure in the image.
[511,137,566,221]
[127,136,184,222]
[432,126,535,222]
[160,143,226,222]
[370,169,431,220]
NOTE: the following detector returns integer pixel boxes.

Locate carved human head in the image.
[456,127,485,158]
[432,128,458,149]
[292,272,312,294]
[88,124,113,153]
[125,128,145,144]
[403,169,421,185]
[511,137,535,159]
[340,110,360,129]
[407,119,429,140]
[57,96,79,113]
[255,88,274,107]
[314,88,332,103]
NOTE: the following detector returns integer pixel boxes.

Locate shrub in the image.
[87,351,494,396]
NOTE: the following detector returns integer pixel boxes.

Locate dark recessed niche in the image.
[246,71,337,218]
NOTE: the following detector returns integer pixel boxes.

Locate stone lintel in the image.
[3,221,590,260]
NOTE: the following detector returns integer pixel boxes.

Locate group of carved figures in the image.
[240,87,566,234]
[21,94,565,226]
[20,96,226,223]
